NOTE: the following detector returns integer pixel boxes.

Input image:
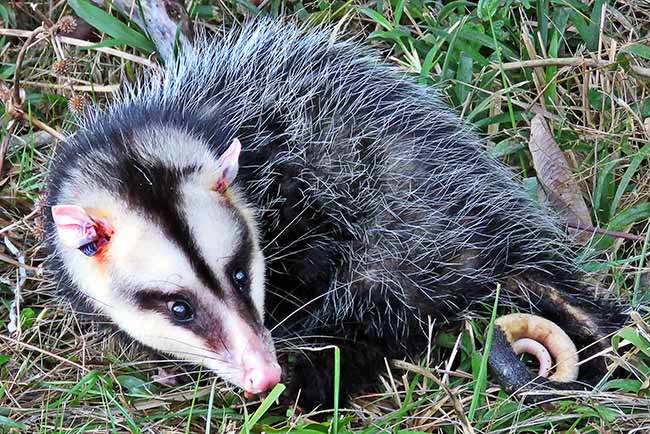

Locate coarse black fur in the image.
[44,20,630,408]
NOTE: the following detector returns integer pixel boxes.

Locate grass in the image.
[1,0,650,432]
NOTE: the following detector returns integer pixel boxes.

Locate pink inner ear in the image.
[51,205,99,249]
[215,138,242,193]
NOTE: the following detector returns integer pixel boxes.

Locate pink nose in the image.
[243,363,281,394]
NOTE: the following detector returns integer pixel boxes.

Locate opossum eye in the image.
[231,269,248,291]
[167,300,194,322]
[78,241,99,256]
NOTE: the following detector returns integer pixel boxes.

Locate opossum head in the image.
[49,133,281,396]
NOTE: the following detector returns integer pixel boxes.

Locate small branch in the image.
[0,333,89,372]
[24,114,66,141]
[22,80,119,93]
[0,252,41,272]
[393,359,475,434]
[0,99,67,142]
[0,28,154,67]
[0,208,40,236]
[4,237,26,337]
[567,222,646,242]
[0,24,67,148]
[496,57,650,79]
[12,26,45,106]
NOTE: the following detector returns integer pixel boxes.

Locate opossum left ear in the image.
[51,205,101,249]
[215,138,241,193]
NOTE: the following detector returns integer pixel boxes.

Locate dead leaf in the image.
[528,114,592,240]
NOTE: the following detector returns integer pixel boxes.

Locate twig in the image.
[54,35,155,67]
[23,114,66,141]
[0,27,67,147]
[567,222,646,242]
[0,208,40,235]
[393,360,475,434]
[22,80,119,93]
[0,28,154,67]
[0,333,89,372]
[1,102,67,142]
[0,252,40,273]
[4,237,26,337]
[496,57,650,79]
[12,26,45,106]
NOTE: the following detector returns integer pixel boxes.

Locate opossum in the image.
[44,20,628,406]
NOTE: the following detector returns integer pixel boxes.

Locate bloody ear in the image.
[214,138,241,193]
[51,205,101,249]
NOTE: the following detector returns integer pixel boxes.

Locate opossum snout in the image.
[240,338,282,395]
[242,356,282,395]
[495,313,579,381]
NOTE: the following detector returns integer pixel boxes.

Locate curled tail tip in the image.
[488,313,610,403]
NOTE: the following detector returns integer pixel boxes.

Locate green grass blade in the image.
[592,157,619,225]
[610,144,650,217]
[593,203,650,249]
[332,346,341,434]
[68,0,155,54]
[621,43,650,60]
[537,0,549,48]
[240,383,286,434]
[544,7,570,103]
[185,368,203,434]
[613,327,650,358]
[0,416,27,431]
[455,52,473,105]
[633,225,650,305]
[477,0,498,20]
[586,0,607,50]
[468,283,500,421]
[441,16,467,80]
[205,379,218,434]
[393,0,406,26]
[358,7,393,31]
[436,1,470,24]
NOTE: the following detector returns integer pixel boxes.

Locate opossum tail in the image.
[489,276,628,402]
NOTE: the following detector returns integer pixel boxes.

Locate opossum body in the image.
[45,20,627,406]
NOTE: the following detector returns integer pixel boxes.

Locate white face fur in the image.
[51,132,281,395]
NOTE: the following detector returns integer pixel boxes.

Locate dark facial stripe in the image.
[114,157,225,297]
[222,199,263,330]
[224,200,254,274]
